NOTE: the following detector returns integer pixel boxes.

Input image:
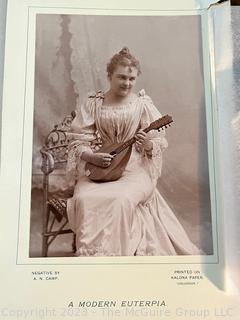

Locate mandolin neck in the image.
[110,126,151,156]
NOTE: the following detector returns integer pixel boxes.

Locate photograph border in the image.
[2,3,222,266]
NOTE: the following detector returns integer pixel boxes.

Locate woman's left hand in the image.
[135,129,153,151]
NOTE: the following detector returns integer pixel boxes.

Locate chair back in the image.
[40,111,76,257]
[40,111,76,175]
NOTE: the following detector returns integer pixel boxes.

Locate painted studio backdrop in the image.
[30,14,213,257]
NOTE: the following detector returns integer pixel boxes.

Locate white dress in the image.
[67,89,199,256]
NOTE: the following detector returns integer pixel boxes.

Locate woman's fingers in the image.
[135,130,147,145]
[136,130,147,138]
[103,155,113,160]
[135,131,152,150]
[91,153,114,167]
[98,153,114,167]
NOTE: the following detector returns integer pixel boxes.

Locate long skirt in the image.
[67,149,199,256]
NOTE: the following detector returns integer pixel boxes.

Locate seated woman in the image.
[66,47,199,256]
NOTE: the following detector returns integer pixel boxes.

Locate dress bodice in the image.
[95,98,143,144]
[67,88,168,184]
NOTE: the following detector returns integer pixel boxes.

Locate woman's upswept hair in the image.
[107,47,142,77]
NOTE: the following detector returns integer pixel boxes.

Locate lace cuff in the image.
[135,136,168,182]
[66,141,94,184]
[149,138,167,179]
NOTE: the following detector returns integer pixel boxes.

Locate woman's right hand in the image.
[81,151,114,168]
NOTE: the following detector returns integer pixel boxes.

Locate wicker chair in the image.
[40,111,76,257]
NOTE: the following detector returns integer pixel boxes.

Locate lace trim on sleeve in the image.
[137,89,169,181]
[66,135,103,184]
[150,138,167,179]
[134,136,167,182]
[66,141,91,184]
[66,95,103,184]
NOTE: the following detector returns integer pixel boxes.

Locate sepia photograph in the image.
[30,14,213,258]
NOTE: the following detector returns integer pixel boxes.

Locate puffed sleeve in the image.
[66,95,102,183]
[137,90,168,182]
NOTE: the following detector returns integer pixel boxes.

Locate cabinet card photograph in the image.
[29,13,215,260]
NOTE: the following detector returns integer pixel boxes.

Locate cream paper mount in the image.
[1,0,240,319]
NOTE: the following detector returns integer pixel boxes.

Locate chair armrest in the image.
[40,149,55,175]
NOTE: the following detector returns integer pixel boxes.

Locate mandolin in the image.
[85,115,173,182]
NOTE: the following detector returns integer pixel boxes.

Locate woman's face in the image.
[109,64,138,97]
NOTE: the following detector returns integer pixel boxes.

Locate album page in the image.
[0,0,240,319]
